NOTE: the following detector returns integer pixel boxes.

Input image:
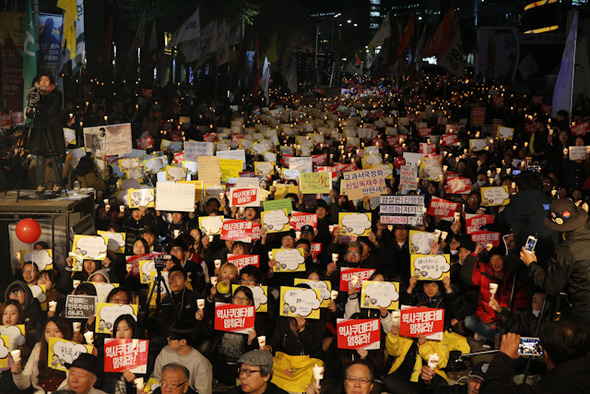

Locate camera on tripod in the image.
[154,254,172,270]
[27,86,46,108]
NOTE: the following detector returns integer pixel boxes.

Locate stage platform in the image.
[0,189,95,274]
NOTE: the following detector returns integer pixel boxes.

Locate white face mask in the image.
[477,180,486,186]
[450,249,459,255]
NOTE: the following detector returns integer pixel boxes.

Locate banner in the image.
[379,195,425,226]
[340,267,375,292]
[341,168,387,200]
[230,188,260,207]
[38,13,63,79]
[551,11,578,118]
[1,12,25,112]
[214,303,256,333]
[72,0,85,74]
[337,319,381,350]
[221,220,253,242]
[400,307,445,340]
[65,295,97,319]
[83,124,133,157]
[289,212,318,231]
[471,231,501,247]
[465,214,494,234]
[227,254,259,271]
[103,338,149,373]
[475,27,519,83]
[427,197,459,217]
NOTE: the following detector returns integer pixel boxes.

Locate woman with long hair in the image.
[12,316,73,393]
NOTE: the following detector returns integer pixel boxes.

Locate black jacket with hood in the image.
[5,280,45,345]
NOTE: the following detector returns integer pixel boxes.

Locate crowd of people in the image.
[1,73,590,394]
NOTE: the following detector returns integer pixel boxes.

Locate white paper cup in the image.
[83,331,94,344]
[105,204,110,211]
[134,377,144,390]
[428,353,439,369]
[391,310,401,326]
[173,229,180,238]
[258,335,266,348]
[10,350,20,362]
[126,263,133,273]
[197,299,205,309]
[73,279,81,289]
[489,283,498,297]
[295,231,301,239]
[119,205,125,212]
[332,253,339,263]
[103,199,109,205]
[268,251,273,259]
[48,301,57,312]
[72,322,81,332]
[214,259,222,269]
[210,276,218,286]
[208,235,214,241]
[330,290,339,300]
[313,364,324,387]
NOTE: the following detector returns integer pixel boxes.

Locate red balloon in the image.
[393,156,406,170]
[16,218,42,244]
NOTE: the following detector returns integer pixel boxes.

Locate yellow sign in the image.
[481,186,510,206]
[300,172,331,194]
[220,158,243,182]
[18,249,53,271]
[231,284,269,312]
[294,279,332,308]
[279,286,321,319]
[360,281,400,310]
[95,303,139,334]
[72,235,107,261]
[261,209,290,233]
[338,212,372,236]
[48,338,94,371]
[272,248,306,272]
[410,254,451,281]
[197,156,221,185]
[274,185,299,200]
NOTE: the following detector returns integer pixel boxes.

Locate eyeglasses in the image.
[170,247,183,252]
[232,295,250,302]
[345,377,372,385]
[160,381,187,390]
[346,251,361,256]
[240,279,257,285]
[9,290,24,296]
[109,297,129,304]
[238,368,261,377]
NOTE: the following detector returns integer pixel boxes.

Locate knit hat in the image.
[238,350,274,370]
[544,198,588,232]
[468,362,489,380]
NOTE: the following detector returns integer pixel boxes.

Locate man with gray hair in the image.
[225,350,287,394]
[152,363,197,394]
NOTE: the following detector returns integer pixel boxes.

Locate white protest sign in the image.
[289,157,313,173]
[261,209,290,233]
[481,186,510,206]
[184,141,214,161]
[128,188,155,208]
[273,248,306,272]
[156,182,195,212]
[199,216,224,235]
[498,126,514,139]
[281,287,321,318]
[23,249,52,271]
[569,146,587,161]
[339,213,372,236]
[410,231,436,255]
[83,123,132,157]
[361,281,400,309]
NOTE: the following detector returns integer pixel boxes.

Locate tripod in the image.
[144,259,176,321]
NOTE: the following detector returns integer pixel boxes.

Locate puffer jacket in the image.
[528,222,590,323]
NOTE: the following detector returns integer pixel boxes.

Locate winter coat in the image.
[528,222,590,323]
[27,89,65,157]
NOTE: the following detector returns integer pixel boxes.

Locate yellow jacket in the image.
[385,331,468,383]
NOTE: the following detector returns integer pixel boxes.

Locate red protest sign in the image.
[418,127,432,137]
[173,152,184,164]
[337,319,381,350]
[0,114,12,128]
[204,132,217,142]
[251,223,261,240]
[471,230,501,247]
[311,242,322,259]
[214,303,256,333]
[465,215,494,234]
[444,177,472,194]
[126,253,160,277]
[231,188,259,207]
[289,212,318,230]
[442,134,458,146]
[427,197,459,217]
[312,153,328,167]
[317,166,338,179]
[136,134,153,150]
[419,143,436,154]
[471,107,486,126]
[339,268,375,292]
[571,122,589,136]
[400,307,445,339]
[227,254,260,271]
[221,220,253,242]
[103,338,149,373]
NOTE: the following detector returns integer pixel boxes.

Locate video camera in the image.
[27,86,46,108]
[154,254,173,270]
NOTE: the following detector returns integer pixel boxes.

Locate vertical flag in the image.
[23,0,37,113]
[168,7,200,47]
[438,22,464,77]
[368,12,391,48]
[252,36,260,95]
[57,0,76,61]
[72,0,85,74]
[260,57,270,105]
[397,10,415,56]
[552,11,578,118]
[149,19,159,69]
[423,8,454,57]
[127,8,147,68]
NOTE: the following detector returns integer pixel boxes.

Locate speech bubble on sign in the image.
[362,281,399,309]
[0,325,25,350]
[98,231,126,253]
[199,216,224,235]
[96,303,137,334]
[340,213,372,236]
[74,235,108,260]
[412,255,451,281]
[249,286,268,310]
[261,209,290,233]
[281,287,321,318]
[481,186,510,206]
[23,249,52,271]
[274,249,305,272]
[410,231,436,255]
[49,338,92,371]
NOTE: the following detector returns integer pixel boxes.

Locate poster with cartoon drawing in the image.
[410,255,451,281]
[95,303,138,334]
[48,338,93,372]
[360,281,400,310]
[72,235,108,260]
[339,213,372,236]
[279,287,321,319]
